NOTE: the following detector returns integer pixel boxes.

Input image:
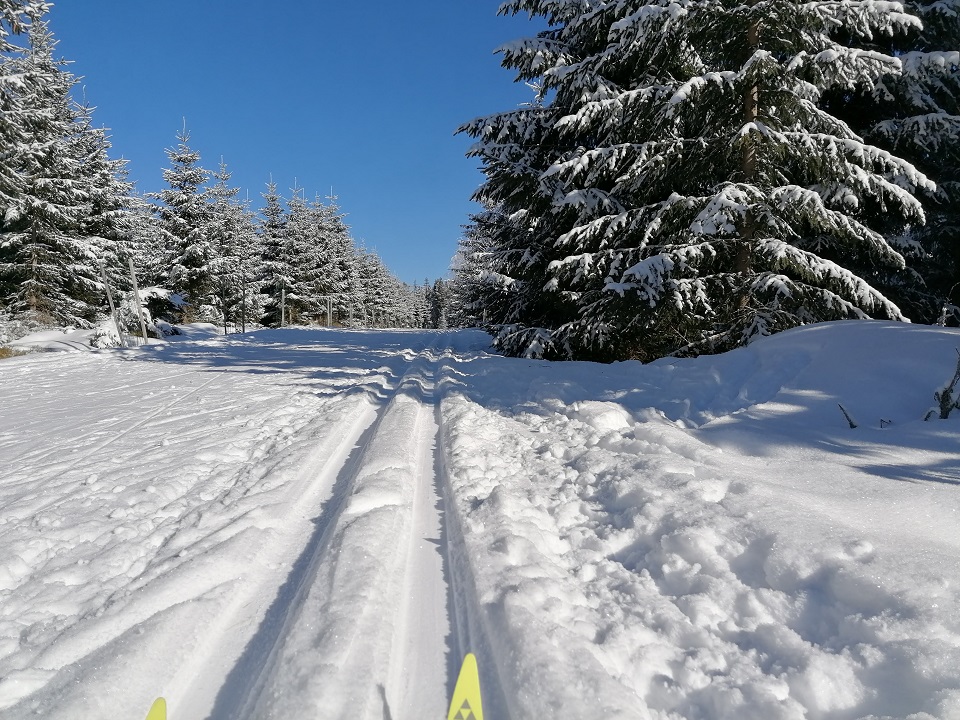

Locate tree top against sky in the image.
[44,2,544,284]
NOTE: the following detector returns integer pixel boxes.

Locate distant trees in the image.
[459,0,955,360]
[449,204,510,329]
[148,128,213,315]
[139,132,425,331]
[0,4,420,336]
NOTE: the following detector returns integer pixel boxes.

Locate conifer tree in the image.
[282,186,321,324]
[460,80,579,357]
[0,20,104,326]
[69,101,136,300]
[0,1,48,213]
[279,189,362,326]
[451,207,509,328]
[454,202,557,338]
[317,194,360,325]
[427,278,451,329]
[0,0,47,53]
[464,0,933,360]
[258,179,290,326]
[355,249,396,326]
[126,193,166,287]
[823,0,960,323]
[149,127,212,318]
[207,159,260,332]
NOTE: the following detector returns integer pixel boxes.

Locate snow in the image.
[1,322,959,718]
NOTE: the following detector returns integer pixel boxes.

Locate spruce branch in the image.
[838,403,858,429]
[926,348,960,420]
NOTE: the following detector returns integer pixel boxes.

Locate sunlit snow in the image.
[1,322,958,719]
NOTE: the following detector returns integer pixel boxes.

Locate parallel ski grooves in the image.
[203,399,382,720]
[213,335,459,720]
[381,386,452,720]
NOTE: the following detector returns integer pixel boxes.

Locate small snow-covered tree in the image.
[258,179,290,326]
[149,127,212,318]
[463,0,933,360]
[409,280,430,328]
[0,20,105,326]
[427,278,451,329]
[207,159,261,332]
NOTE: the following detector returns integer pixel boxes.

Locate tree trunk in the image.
[737,20,760,292]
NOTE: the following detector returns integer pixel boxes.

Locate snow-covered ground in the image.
[0,322,958,719]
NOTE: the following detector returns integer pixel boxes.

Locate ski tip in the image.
[448,652,483,720]
[145,697,166,720]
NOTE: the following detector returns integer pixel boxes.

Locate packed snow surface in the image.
[0,322,958,719]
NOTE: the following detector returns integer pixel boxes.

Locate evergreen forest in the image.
[454,0,960,361]
[0,1,449,341]
[2,0,958,361]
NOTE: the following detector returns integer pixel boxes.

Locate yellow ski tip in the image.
[448,652,484,720]
[145,697,166,720]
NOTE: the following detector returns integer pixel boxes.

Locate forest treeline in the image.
[3,1,958,361]
[0,2,453,340]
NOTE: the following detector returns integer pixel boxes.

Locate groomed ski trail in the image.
[0,331,475,720]
[212,336,460,720]
[382,398,452,719]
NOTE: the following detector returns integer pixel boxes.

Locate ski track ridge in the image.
[434,354,511,720]
[197,334,462,720]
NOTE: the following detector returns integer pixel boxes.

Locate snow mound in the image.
[440,320,960,719]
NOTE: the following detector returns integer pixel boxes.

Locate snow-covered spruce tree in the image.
[460,79,586,358]
[0,20,107,327]
[258,179,290,326]
[463,0,933,360]
[69,101,136,302]
[821,0,960,323]
[389,280,422,328]
[316,194,362,325]
[281,189,362,326]
[0,1,48,218]
[207,159,261,332]
[452,202,542,332]
[282,186,323,324]
[233,202,264,331]
[353,249,413,327]
[410,280,430,328]
[126,192,167,287]
[427,278,452,328]
[148,127,212,320]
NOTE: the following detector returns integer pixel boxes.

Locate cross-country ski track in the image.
[3,323,960,720]
[0,329,493,720]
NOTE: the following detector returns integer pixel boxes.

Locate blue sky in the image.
[46,2,542,285]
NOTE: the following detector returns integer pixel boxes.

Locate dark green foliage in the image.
[461,0,934,361]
